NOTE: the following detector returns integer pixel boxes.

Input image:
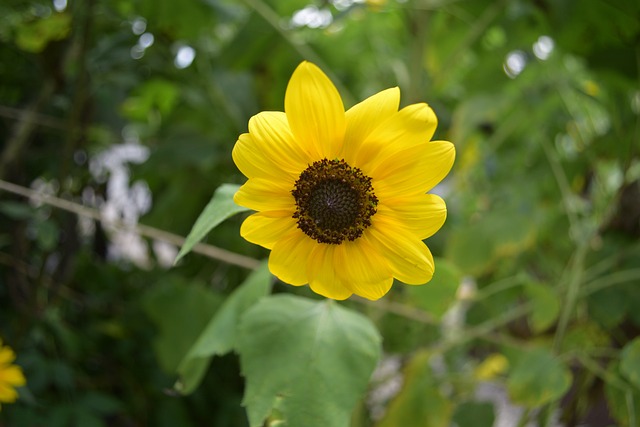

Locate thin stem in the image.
[0,80,56,180]
[552,241,589,352]
[516,407,532,427]
[580,268,640,296]
[433,303,532,354]
[431,0,506,88]
[582,250,623,281]
[472,275,524,302]
[540,137,579,232]
[353,295,437,324]
[240,0,355,106]
[627,390,637,427]
[0,179,261,270]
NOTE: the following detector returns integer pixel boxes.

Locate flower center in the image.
[292,159,378,244]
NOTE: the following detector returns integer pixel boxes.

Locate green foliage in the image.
[620,338,640,390]
[176,262,272,394]
[507,348,572,407]
[452,401,495,427]
[404,258,460,319]
[524,281,560,333]
[377,350,452,427]
[1,0,639,425]
[237,295,381,427]
[174,184,248,264]
[143,277,223,373]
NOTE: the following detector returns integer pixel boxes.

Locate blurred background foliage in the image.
[1,0,639,425]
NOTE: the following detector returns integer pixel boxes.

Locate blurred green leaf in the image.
[561,321,611,354]
[588,287,629,329]
[143,278,222,372]
[452,401,495,427]
[36,219,60,251]
[0,200,34,220]
[507,348,572,407]
[604,361,640,427]
[237,295,381,427]
[377,350,452,427]
[174,184,248,264]
[120,79,180,121]
[80,392,123,415]
[15,12,70,53]
[620,337,640,390]
[404,257,460,319]
[524,282,560,333]
[175,262,272,395]
[446,212,537,275]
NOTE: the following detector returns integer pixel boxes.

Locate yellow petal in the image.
[234,178,295,212]
[307,244,353,300]
[246,111,311,173]
[233,132,296,182]
[0,347,15,365]
[342,87,400,165]
[378,193,447,239]
[0,365,25,387]
[373,140,455,197]
[240,212,297,249]
[0,383,18,403]
[268,231,316,286]
[368,217,435,285]
[285,61,346,159]
[334,239,393,300]
[357,103,438,171]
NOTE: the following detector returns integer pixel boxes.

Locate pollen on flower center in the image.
[292,159,378,244]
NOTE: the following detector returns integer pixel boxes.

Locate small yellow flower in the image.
[233,61,455,300]
[0,340,26,411]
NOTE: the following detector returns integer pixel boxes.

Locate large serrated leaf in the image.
[237,295,381,427]
[507,348,572,407]
[175,262,272,394]
[174,184,248,264]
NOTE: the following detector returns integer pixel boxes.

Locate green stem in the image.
[516,407,532,427]
[472,275,525,301]
[552,240,589,352]
[240,0,355,106]
[580,268,640,296]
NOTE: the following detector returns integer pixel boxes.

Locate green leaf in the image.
[174,184,248,264]
[120,79,180,121]
[142,277,222,373]
[404,257,460,319]
[15,13,71,53]
[507,348,572,407]
[588,287,629,329]
[377,350,452,427]
[445,212,537,276]
[452,402,495,427]
[0,200,34,220]
[524,282,560,333]
[175,262,272,394]
[237,295,381,427]
[604,361,640,427]
[620,337,640,389]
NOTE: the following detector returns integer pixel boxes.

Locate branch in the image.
[0,179,261,270]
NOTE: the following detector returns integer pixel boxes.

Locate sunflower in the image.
[0,340,26,411]
[233,61,455,300]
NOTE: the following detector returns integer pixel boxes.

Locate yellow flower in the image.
[233,61,455,300]
[0,340,26,411]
